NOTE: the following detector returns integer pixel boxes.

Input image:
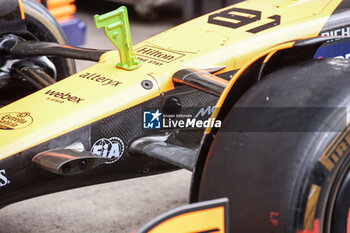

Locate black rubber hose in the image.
[7,40,109,61]
[12,60,56,89]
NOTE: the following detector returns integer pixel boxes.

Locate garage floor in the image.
[0,2,191,233]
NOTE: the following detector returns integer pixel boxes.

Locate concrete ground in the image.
[0,2,192,233]
[0,170,191,233]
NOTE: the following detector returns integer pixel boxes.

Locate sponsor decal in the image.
[315,27,350,59]
[314,41,350,59]
[194,106,215,118]
[0,169,10,187]
[78,72,123,87]
[335,53,350,59]
[321,27,350,37]
[44,90,85,104]
[91,137,125,164]
[137,56,165,66]
[319,127,350,172]
[135,45,185,64]
[143,109,221,130]
[0,112,33,130]
[302,184,321,231]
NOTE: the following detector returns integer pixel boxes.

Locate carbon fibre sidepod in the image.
[0,84,218,208]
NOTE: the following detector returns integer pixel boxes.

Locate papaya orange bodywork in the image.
[0,0,342,159]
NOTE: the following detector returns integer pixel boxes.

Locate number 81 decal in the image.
[208,7,281,34]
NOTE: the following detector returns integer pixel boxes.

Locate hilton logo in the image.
[135,45,184,63]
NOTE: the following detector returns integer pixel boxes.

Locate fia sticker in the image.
[90,137,125,164]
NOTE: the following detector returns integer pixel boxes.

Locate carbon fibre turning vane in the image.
[172,67,228,96]
[32,148,109,176]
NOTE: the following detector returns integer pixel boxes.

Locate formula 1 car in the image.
[1,0,350,232]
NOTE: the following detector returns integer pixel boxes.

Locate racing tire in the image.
[22,0,76,79]
[0,0,75,106]
[197,59,350,233]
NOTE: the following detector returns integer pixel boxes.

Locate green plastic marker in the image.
[94,6,142,70]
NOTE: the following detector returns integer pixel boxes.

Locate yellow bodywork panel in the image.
[0,0,342,159]
[148,206,226,233]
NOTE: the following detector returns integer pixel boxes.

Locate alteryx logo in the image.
[143,110,161,129]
